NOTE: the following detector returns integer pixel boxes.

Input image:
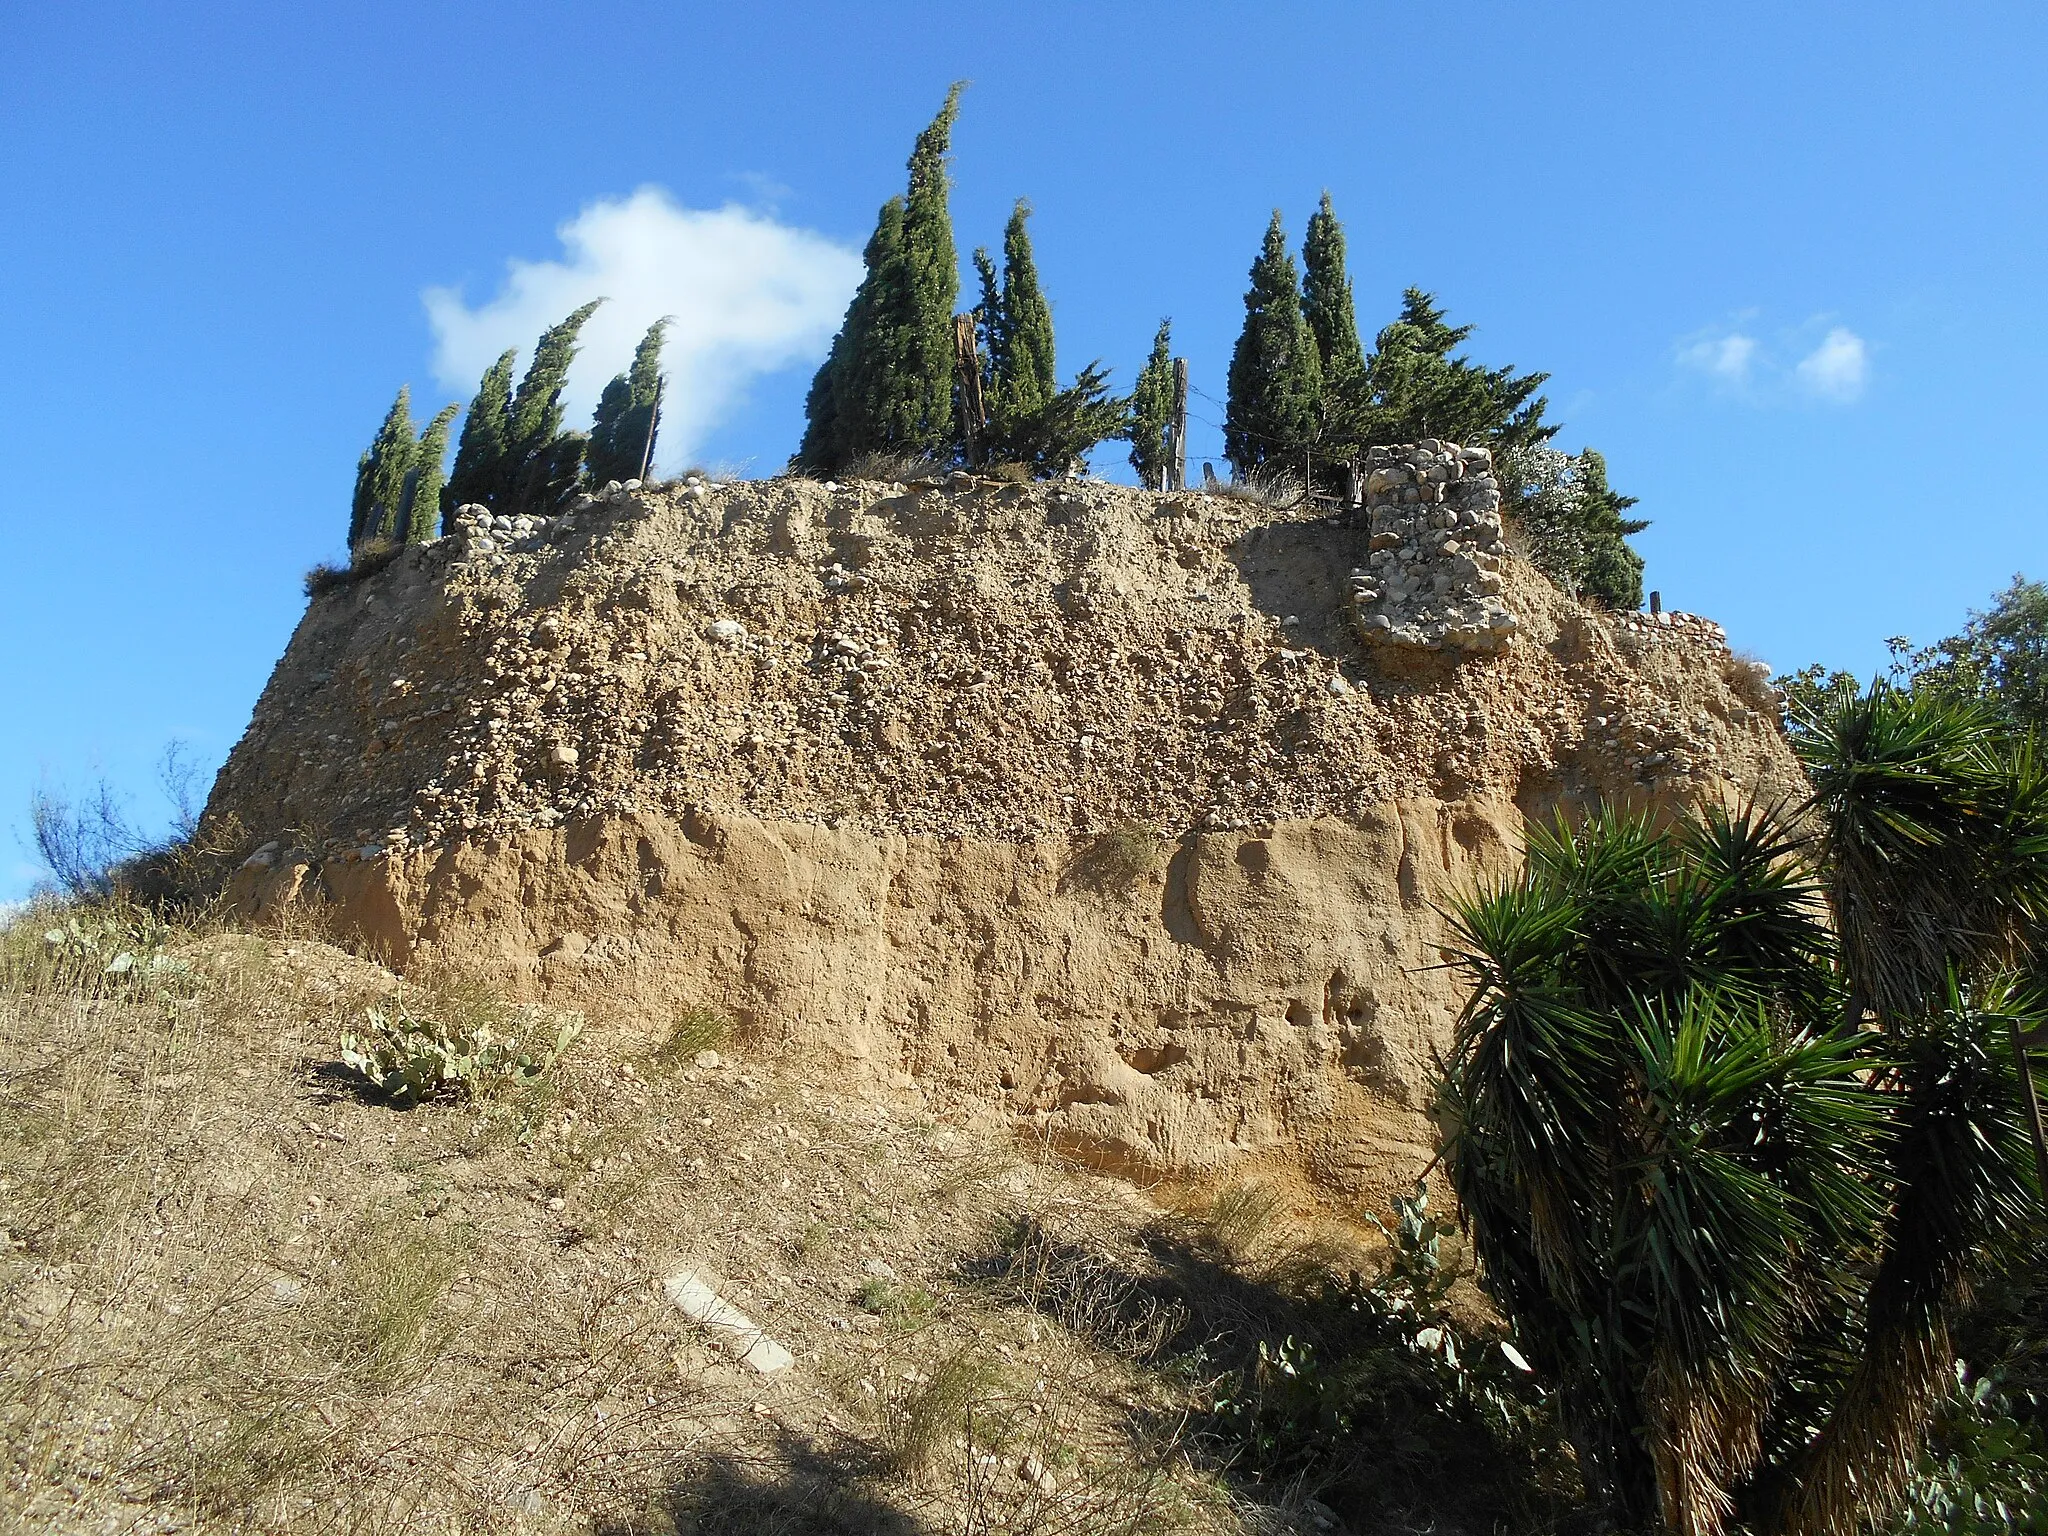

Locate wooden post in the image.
[636,374,665,483]
[954,314,987,468]
[1168,358,1189,491]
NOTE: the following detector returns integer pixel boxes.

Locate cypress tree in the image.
[445,348,516,514]
[457,300,603,512]
[898,82,964,455]
[995,200,1055,418]
[508,300,603,459]
[587,317,669,485]
[798,197,912,470]
[588,374,633,480]
[1128,320,1174,489]
[405,404,459,543]
[1301,192,1365,384]
[350,386,417,547]
[795,84,964,472]
[1224,212,1322,476]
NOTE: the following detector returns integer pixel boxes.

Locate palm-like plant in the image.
[1437,686,2048,1536]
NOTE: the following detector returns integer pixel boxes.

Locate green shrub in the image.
[1208,1184,1564,1518]
[1892,1366,2048,1534]
[7,905,193,1000]
[341,995,580,1104]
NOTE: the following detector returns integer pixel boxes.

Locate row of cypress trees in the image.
[347,86,1645,606]
[347,307,670,554]
[1219,204,1643,605]
[788,86,1647,608]
[794,85,1126,483]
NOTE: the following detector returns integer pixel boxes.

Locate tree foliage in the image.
[796,85,964,473]
[1224,211,1322,477]
[445,348,515,514]
[405,403,459,543]
[978,200,1055,421]
[443,300,604,515]
[349,386,459,549]
[1902,576,2048,732]
[1439,687,2048,1536]
[968,199,1125,477]
[1498,444,1648,610]
[1127,319,1175,489]
[1301,191,1364,386]
[586,317,669,487]
[1330,289,1555,458]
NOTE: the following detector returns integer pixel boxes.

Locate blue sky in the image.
[3,2,2042,899]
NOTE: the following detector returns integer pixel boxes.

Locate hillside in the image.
[203,444,1800,1204]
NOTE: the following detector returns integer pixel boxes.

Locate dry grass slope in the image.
[3,899,1582,1535]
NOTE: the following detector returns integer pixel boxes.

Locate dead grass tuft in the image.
[841,450,949,485]
[876,1348,1002,1477]
[1206,471,1306,511]
[321,1215,469,1390]
[1064,819,1164,897]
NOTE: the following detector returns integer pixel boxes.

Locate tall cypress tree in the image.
[995,200,1055,417]
[800,197,912,469]
[450,301,603,512]
[1301,192,1365,385]
[795,85,964,472]
[1224,212,1322,476]
[445,348,516,513]
[350,386,417,547]
[587,317,669,485]
[899,82,963,455]
[507,300,603,459]
[405,403,460,543]
[1128,319,1174,489]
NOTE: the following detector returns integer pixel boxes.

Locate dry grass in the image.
[1205,472,1306,511]
[1063,820,1164,898]
[0,899,1327,1535]
[840,450,949,485]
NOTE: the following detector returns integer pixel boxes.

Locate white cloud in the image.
[1678,331,1758,386]
[424,188,863,472]
[1795,327,1869,402]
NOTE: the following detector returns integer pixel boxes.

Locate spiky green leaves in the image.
[1440,807,1884,1531]
[1224,212,1322,476]
[1794,684,2048,1021]
[1441,715,2048,1536]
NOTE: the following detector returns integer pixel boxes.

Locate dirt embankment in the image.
[204,457,1800,1202]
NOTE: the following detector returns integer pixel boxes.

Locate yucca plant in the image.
[1437,684,2048,1536]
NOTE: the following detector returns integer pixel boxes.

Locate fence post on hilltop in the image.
[954,314,987,469]
[1168,358,1189,491]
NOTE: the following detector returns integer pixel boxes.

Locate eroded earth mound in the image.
[205,446,1799,1202]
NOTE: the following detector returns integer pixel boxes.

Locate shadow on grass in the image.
[966,1212,1592,1536]
[599,1430,924,1536]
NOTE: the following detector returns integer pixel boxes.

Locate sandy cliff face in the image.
[207,452,1800,1203]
